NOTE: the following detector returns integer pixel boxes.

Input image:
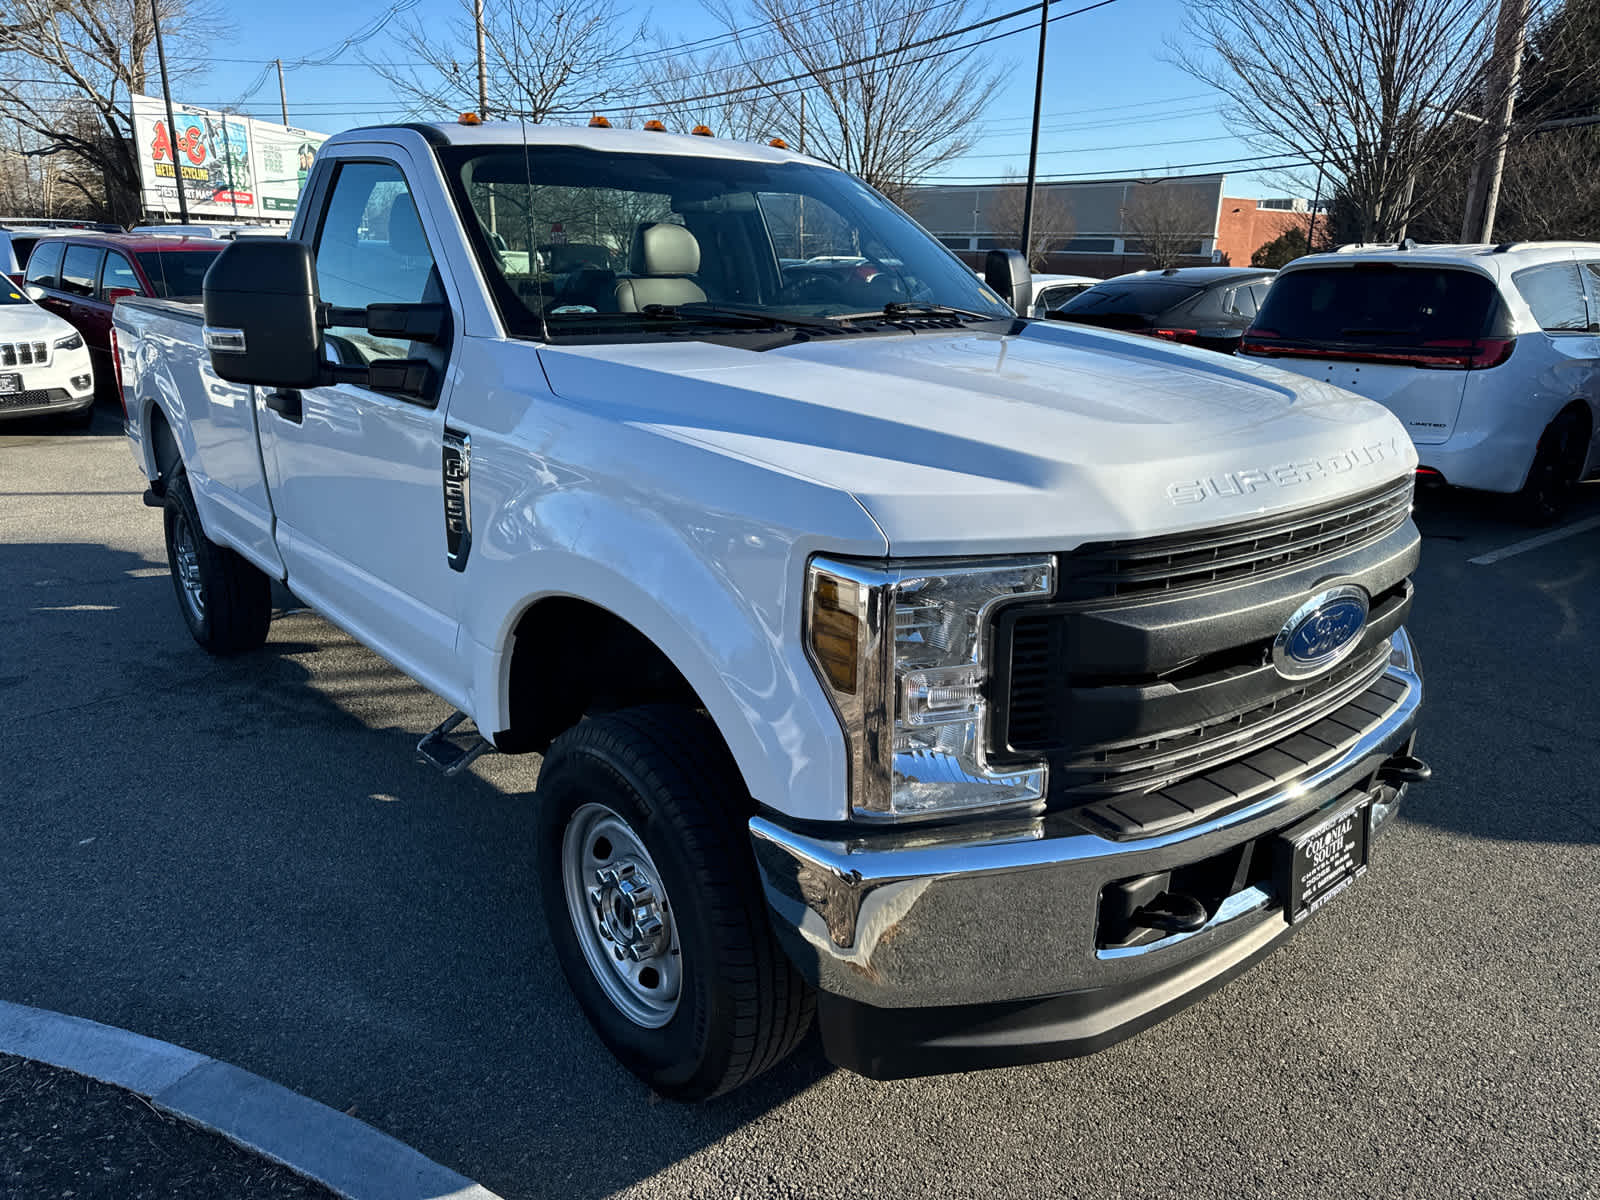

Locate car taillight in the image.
[1239,332,1516,370]
[1149,327,1200,343]
[110,326,126,417]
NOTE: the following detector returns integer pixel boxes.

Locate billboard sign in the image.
[131,94,327,221]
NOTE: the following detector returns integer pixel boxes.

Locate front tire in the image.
[162,472,272,654]
[534,706,814,1100]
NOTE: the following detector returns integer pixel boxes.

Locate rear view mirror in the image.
[984,249,1032,315]
[203,239,324,389]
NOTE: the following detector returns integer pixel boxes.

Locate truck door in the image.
[255,150,467,704]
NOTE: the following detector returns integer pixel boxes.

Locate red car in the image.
[23,233,226,398]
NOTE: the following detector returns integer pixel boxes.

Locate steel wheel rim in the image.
[172,515,205,623]
[560,802,682,1028]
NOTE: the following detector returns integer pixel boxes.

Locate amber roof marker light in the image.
[643,119,667,132]
[691,124,714,137]
[458,112,482,126]
[589,114,612,128]
[768,137,789,149]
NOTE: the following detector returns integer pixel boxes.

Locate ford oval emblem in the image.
[1272,586,1370,679]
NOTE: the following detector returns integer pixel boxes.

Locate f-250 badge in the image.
[442,430,472,572]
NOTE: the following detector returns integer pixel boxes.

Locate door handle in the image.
[264,388,303,423]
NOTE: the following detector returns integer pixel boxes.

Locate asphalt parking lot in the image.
[3,405,1597,1199]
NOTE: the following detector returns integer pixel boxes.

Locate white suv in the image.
[1241,242,1600,520]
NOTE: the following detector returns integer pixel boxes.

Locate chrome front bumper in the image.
[751,630,1422,1013]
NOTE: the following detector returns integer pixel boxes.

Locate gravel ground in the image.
[0,1054,335,1199]
[1,406,1597,1200]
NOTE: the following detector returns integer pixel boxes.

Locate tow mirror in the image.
[203,239,324,389]
[984,249,1032,315]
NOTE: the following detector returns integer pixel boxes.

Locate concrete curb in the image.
[0,1000,502,1200]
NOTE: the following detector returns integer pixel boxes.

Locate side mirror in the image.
[203,239,324,389]
[24,284,44,302]
[104,286,139,304]
[984,249,1032,315]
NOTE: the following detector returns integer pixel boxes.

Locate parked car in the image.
[0,275,97,427]
[1240,241,1600,522]
[1051,266,1276,353]
[0,228,62,285]
[117,119,1426,1100]
[24,232,226,399]
[1029,272,1099,318]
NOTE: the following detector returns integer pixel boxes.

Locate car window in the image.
[1252,266,1501,346]
[1582,263,1600,332]
[100,251,142,297]
[1248,282,1273,309]
[8,236,40,273]
[134,251,220,299]
[1058,281,1203,316]
[1223,285,1257,318]
[1513,262,1588,332]
[26,240,64,289]
[314,159,438,362]
[60,245,104,298]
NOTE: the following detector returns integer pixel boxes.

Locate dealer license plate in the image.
[1275,796,1370,924]
[0,374,20,394]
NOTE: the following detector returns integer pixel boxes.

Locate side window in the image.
[60,246,104,298]
[313,160,439,363]
[1583,263,1600,332]
[1514,262,1588,332]
[1249,282,1273,309]
[1225,286,1258,318]
[100,252,142,298]
[26,240,64,289]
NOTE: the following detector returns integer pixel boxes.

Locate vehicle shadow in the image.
[1400,481,1600,847]
[0,539,832,1200]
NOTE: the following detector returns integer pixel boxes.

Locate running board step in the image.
[417,712,493,776]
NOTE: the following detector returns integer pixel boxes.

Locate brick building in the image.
[905,177,1311,276]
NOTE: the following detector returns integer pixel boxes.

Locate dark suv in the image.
[24,233,226,398]
[1049,266,1276,354]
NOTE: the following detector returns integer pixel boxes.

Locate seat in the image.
[614,222,707,312]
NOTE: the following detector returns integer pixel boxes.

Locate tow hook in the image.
[1377,753,1432,787]
[1133,892,1209,934]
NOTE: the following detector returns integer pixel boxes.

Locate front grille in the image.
[0,388,71,410]
[1057,475,1414,604]
[0,341,49,368]
[1050,641,1391,797]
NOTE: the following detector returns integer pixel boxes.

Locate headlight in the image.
[54,332,83,350]
[806,555,1054,820]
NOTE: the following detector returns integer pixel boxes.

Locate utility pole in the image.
[275,59,290,126]
[151,0,188,225]
[474,0,490,118]
[1019,0,1049,267]
[1460,0,1529,243]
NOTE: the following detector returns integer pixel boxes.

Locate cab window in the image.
[60,245,104,298]
[100,252,143,298]
[314,160,440,364]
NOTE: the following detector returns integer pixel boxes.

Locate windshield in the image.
[439,145,1013,340]
[1252,266,1501,346]
[1057,281,1202,318]
[136,250,222,299]
[0,284,29,305]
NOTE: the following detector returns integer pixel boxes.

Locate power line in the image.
[918,152,1317,182]
[552,0,1125,117]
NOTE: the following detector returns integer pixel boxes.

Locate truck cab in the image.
[116,120,1429,1100]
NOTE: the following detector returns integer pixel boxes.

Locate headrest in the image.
[388,194,429,258]
[630,222,699,276]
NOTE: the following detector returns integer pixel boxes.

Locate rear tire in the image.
[1518,408,1588,525]
[162,472,272,654]
[534,705,814,1100]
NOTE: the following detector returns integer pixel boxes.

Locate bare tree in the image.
[0,0,215,222]
[371,0,644,122]
[701,0,996,205]
[1123,181,1212,267]
[1172,0,1500,242]
[987,173,1076,270]
[638,45,773,143]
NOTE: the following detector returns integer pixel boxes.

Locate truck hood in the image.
[535,322,1417,556]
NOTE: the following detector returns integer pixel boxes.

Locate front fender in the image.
[457,437,886,824]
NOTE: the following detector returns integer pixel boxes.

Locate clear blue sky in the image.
[164,0,1298,199]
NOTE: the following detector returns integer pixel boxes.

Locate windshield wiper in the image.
[834,301,1008,322]
[640,303,847,332]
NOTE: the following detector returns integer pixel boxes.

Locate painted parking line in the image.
[1468,514,1600,566]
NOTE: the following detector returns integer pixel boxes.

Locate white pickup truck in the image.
[117,120,1430,1099]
